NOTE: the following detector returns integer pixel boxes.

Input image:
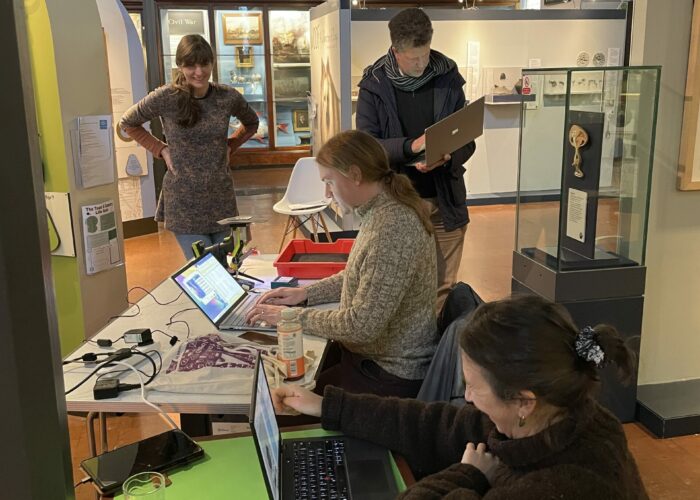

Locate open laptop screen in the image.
[251,356,282,500]
[172,253,246,324]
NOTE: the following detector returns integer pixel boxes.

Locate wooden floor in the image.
[69,167,700,499]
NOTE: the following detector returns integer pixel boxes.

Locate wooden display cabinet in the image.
[154,1,322,167]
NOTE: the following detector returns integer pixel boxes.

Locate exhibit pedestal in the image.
[637,379,700,438]
[512,251,645,423]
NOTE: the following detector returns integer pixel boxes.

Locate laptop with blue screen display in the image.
[171,253,274,333]
[249,353,398,500]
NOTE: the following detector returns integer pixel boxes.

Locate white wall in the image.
[351,17,626,196]
[630,0,700,384]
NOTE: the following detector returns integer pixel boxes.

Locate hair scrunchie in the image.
[575,326,605,367]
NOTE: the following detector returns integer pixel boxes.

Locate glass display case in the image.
[269,10,311,148]
[156,4,315,160]
[515,66,661,272]
[215,8,268,149]
[159,8,210,84]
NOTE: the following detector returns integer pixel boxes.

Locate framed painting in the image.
[222,12,263,45]
[293,109,309,132]
[678,0,700,190]
[235,46,254,68]
[274,74,310,99]
[269,11,310,64]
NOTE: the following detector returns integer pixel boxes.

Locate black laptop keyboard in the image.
[291,439,349,500]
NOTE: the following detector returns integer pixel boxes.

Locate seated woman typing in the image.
[270,295,648,499]
[245,130,438,398]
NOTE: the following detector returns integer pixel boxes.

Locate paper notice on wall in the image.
[45,192,75,257]
[607,48,621,66]
[111,87,133,112]
[81,200,122,275]
[566,188,587,243]
[466,41,481,103]
[118,178,144,221]
[74,115,115,188]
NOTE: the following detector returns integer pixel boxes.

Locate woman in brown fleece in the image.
[272,294,648,499]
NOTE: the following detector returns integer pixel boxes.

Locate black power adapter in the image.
[124,328,153,346]
[93,379,119,400]
[92,349,135,399]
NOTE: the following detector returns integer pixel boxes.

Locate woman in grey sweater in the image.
[119,34,258,256]
[247,130,439,397]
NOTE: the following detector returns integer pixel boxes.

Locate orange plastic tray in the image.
[273,239,354,279]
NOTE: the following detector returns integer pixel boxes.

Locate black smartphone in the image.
[80,429,204,495]
[239,330,278,346]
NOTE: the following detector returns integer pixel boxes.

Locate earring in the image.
[518,415,526,427]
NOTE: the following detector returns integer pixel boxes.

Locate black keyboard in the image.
[291,439,349,500]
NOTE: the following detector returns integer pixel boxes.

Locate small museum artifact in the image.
[568,124,589,178]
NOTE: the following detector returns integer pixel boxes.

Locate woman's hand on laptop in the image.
[245,304,285,327]
[415,153,451,173]
[272,386,323,418]
[257,287,308,306]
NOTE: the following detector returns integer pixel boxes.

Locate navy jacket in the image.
[356,63,476,231]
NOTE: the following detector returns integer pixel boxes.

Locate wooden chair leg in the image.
[310,215,319,243]
[279,215,293,253]
[318,212,333,243]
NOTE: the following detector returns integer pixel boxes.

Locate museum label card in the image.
[566,188,587,243]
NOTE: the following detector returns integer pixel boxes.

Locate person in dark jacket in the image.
[272,295,648,499]
[356,8,476,311]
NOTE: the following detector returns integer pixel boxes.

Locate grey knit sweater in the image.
[296,191,438,380]
[119,83,258,234]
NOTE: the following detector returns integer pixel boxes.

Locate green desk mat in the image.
[116,429,406,499]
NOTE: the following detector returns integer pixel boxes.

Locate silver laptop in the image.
[249,354,398,500]
[417,96,485,166]
[171,253,274,332]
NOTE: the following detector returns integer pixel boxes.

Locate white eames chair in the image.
[273,157,333,252]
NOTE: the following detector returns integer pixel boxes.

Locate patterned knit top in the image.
[295,191,438,380]
[119,83,258,234]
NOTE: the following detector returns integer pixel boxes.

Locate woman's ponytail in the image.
[384,171,433,235]
[590,324,636,384]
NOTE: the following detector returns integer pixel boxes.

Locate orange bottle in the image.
[277,308,305,381]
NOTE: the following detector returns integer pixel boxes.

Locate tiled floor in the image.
[69,167,700,499]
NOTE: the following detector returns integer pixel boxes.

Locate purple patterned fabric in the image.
[166,334,267,373]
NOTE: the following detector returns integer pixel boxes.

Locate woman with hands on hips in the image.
[246,130,439,398]
[269,295,648,499]
[119,34,258,257]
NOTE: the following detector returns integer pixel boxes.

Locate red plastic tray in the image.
[273,239,354,279]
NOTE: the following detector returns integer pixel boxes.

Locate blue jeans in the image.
[174,230,230,258]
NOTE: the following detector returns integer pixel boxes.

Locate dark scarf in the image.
[364,48,455,92]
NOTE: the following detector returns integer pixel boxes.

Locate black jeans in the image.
[314,343,423,398]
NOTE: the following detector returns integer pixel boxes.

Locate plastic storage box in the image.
[273,239,354,279]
